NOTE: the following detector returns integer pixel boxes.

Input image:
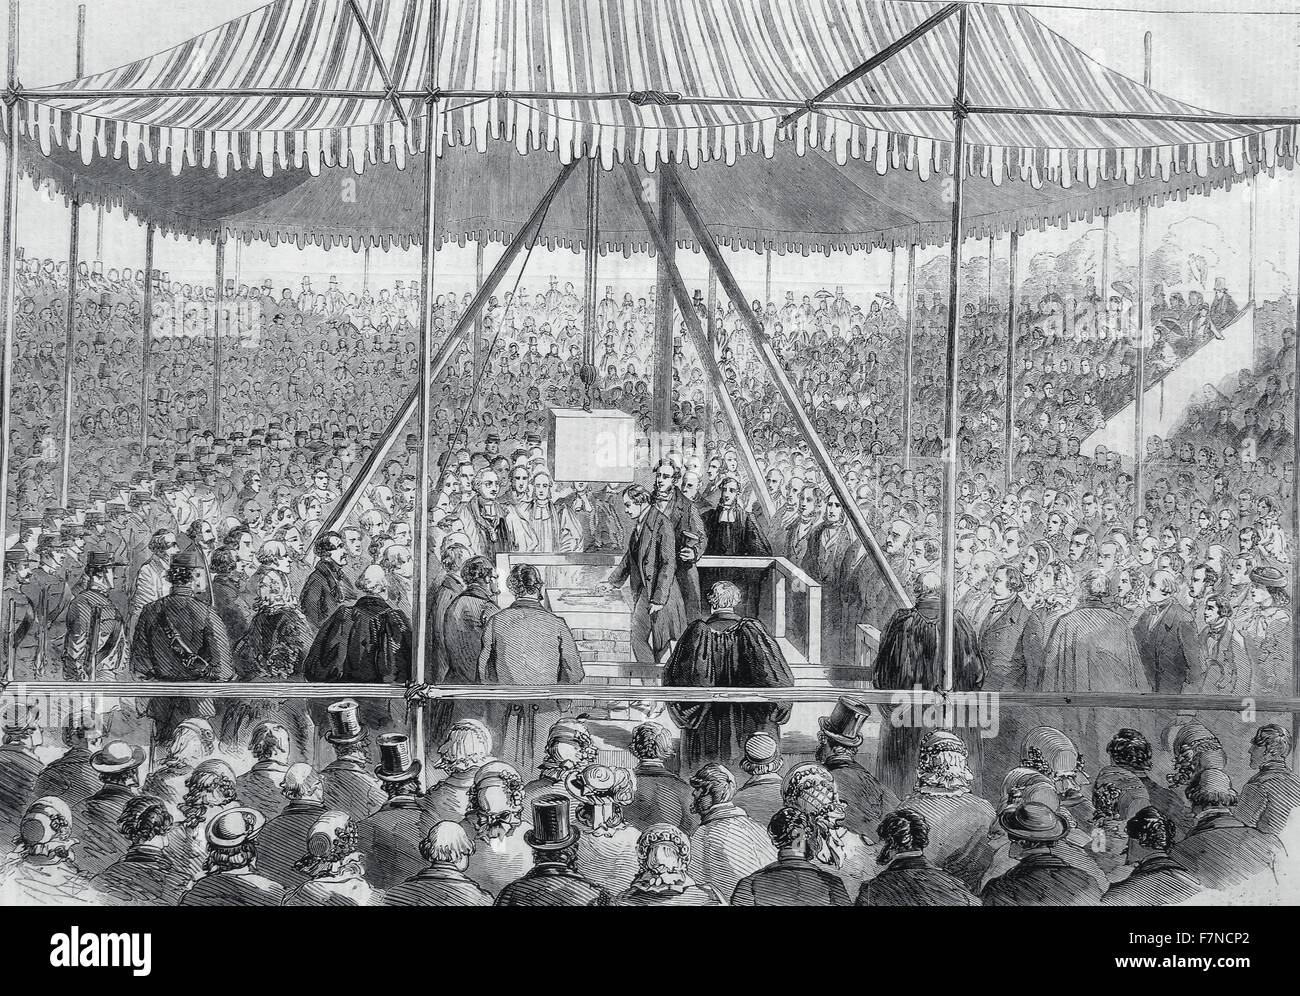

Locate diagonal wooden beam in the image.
[621,161,775,520]
[777,2,962,131]
[346,0,410,128]
[314,159,582,541]
[660,161,910,609]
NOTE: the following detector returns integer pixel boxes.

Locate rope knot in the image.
[952,98,970,120]
[2,84,22,108]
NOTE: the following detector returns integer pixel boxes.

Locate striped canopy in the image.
[9,0,1296,249]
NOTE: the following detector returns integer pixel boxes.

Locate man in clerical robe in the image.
[504,469,582,553]
[662,581,794,774]
[700,476,771,621]
[1041,568,1151,772]
[872,570,985,800]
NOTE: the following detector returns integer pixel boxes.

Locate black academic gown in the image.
[663,609,794,773]
[872,595,985,799]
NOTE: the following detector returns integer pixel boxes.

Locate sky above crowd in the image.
[5,0,1298,305]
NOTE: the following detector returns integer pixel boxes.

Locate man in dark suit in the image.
[94,794,190,906]
[649,458,708,619]
[494,796,608,906]
[129,550,235,743]
[73,739,146,876]
[600,484,685,665]
[236,721,293,820]
[1238,724,1300,836]
[383,822,495,906]
[299,530,358,629]
[179,808,286,906]
[623,721,696,834]
[978,565,1047,780]
[356,734,434,890]
[319,700,387,821]
[815,698,899,839]
[1131,569,1201,693]
[31,710,104,812]
[255,762,326,894]
[730,807,851,906]
[858,809,979,906]
[981,801,1104,905]
[1103,807,1202,905]
[1170,769,1281,890]
[0,703,46,853]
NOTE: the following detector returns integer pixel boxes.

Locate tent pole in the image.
[363,244,371,293]
[652,175,676,434]
[1005,230,1018,494]
[889,250,896,304]
[1134,33,1152,507]
[1101,210,1110,324]
[1248,174,1258,306]
[140,222,154,452]
[623,162,774,518]
[939,2,970,701]
[314,160,582,542]
[77,4,106,270]
[582,158,600,367]
[0,0,20,644]
[986,234,994,308]
[410,4,443,772]
[213,236,225,435]
[59,196,80,507]
[902,243,916,472]
[764,245,772,307]
[472,238,484,376]
[706,267,718,449]
[662,162,908,607]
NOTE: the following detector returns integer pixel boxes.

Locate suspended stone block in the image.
[548,408,636,484]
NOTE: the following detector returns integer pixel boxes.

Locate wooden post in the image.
[623,162,774,518]
[764,245,772,306]
[889,249,897,304]
[1248,174,1258,306]
[1101,211,1110,314]
[582,157,600,366]
[313,161,582,542]
[1293,197,1300,754]
[1005,230,1018,493]
[662,163,908,606]
[986,233,994,307]
[902,243,916,470]
[472,238,484,375]
[705,267,718,447]
[363,244,371,293]
[653,174,675,433]
[410,3,442,768]
[140,223,155,451]
[0,0,21,617]
[59,198,80,507]
[1134,32,1152,504]
[939,3,970,698]
[212,237,225,434]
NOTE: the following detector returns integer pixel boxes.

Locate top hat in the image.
[485,433,500,444]
[90,740,146,775]
[818,696,872,748]
[998,801,1069,842]
[375,733,421,782]
[206,807,266,848]
[3,548,33,566]
[524,794,579,851]
[325,699,365,745]
[84,550,126,572]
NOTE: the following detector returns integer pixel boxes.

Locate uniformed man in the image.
[129,549,235,743]
[1,549,38,680]
[23,536,73,677]
[61,551,129,681]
